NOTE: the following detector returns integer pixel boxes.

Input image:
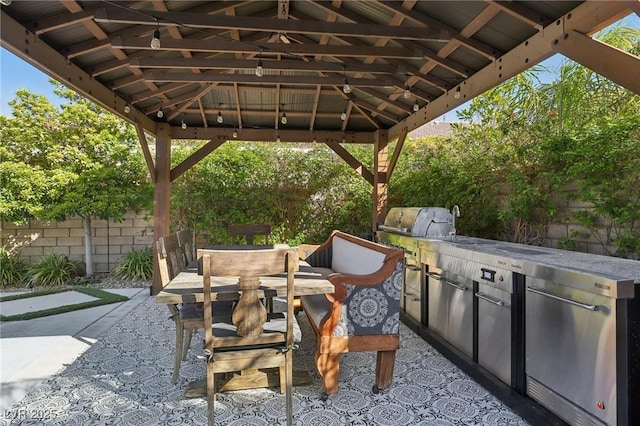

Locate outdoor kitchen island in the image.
[378,226,640,426]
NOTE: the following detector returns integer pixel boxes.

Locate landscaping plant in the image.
[114,247,153,280]
[27,253,84,287]
[0,247,28,287]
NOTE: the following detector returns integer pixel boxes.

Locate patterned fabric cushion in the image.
[331,236,386,275]
[333,261,403,336]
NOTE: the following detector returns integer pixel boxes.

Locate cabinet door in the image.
[427,268,448,338]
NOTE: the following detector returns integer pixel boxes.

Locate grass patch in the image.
[0,287,129,322]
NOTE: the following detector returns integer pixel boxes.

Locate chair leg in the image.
[279,366,286,394]
[207,363,216,426]
[172,321,185,384]
[182,329,194,360]
[316,353,340,395]
[374,350,397,390]
[285,351,293,426]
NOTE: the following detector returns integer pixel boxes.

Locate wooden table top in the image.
[155,261,334,305]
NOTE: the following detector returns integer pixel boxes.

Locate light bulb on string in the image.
[343,77,351,94]
[217,111,223,124]
[150,23,161,50]
[404,87,411,99]
[181,120,187,130]
[233,129,238,138]
[281,112,287,125]
[124,104,131,114]
[413,102,419,112]
[276,134,281,143]
[340,111,347,121]
[454,86,461,99]
[256,59,264,77]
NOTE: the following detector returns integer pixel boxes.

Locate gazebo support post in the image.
[152,123,172,295]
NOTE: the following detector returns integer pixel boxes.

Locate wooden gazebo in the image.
[2,1,638,293]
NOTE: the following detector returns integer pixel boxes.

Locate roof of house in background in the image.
[409,121,455,139]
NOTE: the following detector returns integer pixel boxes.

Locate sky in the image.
[1,14,637,120]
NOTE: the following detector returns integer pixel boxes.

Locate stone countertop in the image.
[414,236,640,298]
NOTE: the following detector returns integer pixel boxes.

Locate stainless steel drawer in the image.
[404,263,422,322]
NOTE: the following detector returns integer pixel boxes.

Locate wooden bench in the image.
[298,230,404,396]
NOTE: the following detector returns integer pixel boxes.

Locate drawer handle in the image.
[404,292,420,301]
[406,265,421,271]
[426,272,442,280]
[527,286,602,311]
[443,279,468,291]
[475,291,507,307]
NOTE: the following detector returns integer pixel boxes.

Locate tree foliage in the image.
[390,25,640,257]
[0,83,153,223]
[170,142,372,245]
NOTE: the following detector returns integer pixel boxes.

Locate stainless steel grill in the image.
[378,207,453,237]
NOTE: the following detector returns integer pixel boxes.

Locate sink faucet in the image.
[450,205,460,237]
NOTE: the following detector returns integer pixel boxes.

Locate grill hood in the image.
[379,207,453,237]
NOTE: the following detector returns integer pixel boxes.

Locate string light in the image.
[233,129,238,138]
[342,76,351,94]
[413,102,419,112]
[0,0,13,6]
[216,111,223,124]
[342,65,351,94]
[255,58,264,77]
[156,99,163,118]
[340,110,347,121]
[454,86,461,99]
[281,111,287,125]
[276,134,281,143]
[404,76,411,98]
[181,119,187,129]
[124,104,131,114]
[150,21,161,50]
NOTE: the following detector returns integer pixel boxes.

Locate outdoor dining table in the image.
[154,245,334,396]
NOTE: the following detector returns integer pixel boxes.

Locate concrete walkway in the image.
[0,287,150,410]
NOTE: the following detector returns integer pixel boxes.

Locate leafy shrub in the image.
[114,247,153,280]
[0,247,28,287]
[27,253,84,287]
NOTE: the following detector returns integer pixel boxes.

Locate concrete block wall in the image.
[1,211,154,274]
[542,187,619,256]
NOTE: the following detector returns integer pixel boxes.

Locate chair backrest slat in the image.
[176,229,196,263]
[156,234,186,287]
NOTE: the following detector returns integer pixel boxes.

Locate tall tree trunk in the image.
[84,216,94,276]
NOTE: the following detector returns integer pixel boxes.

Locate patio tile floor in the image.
[1,297,529,425]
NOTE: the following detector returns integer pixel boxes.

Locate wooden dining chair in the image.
[228,224,271,245]
[176,229,196,263]
[202,248,297,426]
[156,234,194,384]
